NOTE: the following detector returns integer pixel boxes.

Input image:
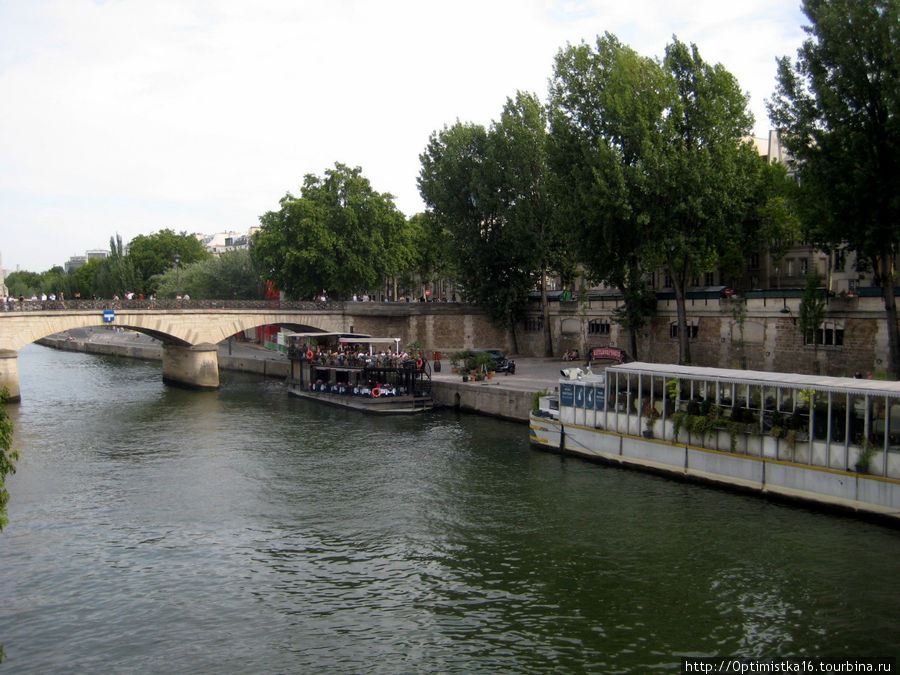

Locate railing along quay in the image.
[0,299,345,312]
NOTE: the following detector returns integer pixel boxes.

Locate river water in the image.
[1,344,898,673]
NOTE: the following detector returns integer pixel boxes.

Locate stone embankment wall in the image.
[430,381,535,423]
[527,294,896,377]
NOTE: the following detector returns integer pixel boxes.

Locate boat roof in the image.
[606,361,900,398]
[283,331,369,339]
[339,337,401,345]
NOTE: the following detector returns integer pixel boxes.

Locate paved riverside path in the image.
[430,357,568,394]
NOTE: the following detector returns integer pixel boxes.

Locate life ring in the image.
[372,387,381,398]
[306,350,315,360]
[415,358,423,369]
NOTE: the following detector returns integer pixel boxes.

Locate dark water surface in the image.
[1,344,898,673]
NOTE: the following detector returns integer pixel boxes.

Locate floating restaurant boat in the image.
[530,362,900,523]
[286,332,436,414]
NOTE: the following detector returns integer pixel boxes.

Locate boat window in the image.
[849,394,867,445]
[824,392,847,443]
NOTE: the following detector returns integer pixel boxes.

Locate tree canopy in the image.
[252,163,411,301]
[549,34,668,358]
[418,93,565,350]
[549,34,765,363]
[769,0,900,375]
[153,249,264,300]
[127,229,210,296]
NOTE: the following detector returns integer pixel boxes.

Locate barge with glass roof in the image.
[530,362,900,522]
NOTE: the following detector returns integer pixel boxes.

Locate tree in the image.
[71,257,104,298]
[768,0,900,376]
[0,388,16,533]
[419,118,543,351]
[39,266,73,299]
[252,163,408,300]
[799,269,827,373]
[127,229,210,296]
[649,38,759,364]
[491,91,568,356]
[153,249,264,300]
[94,234,138,299]
[549,34,668,359]
[4,271,42,298]
[400,212,454,301]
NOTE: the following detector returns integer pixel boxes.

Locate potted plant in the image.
[855,440,877,474]
[642,401,659,438]
[450,350,470,374]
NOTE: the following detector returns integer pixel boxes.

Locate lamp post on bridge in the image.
[174,253,181,300]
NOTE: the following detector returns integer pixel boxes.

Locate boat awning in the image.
[283,331,370,340]
[606,361,900,398]
[338,337,401,346]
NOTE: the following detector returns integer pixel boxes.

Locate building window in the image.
[800,258,808,276]
[664,274,673,289]
[805,321,844,347]
[524,317,543,332]
[786,259,795,277]
[834,250,846,273]
[670,321,699,340]
[749,253,760,270]
[704,271,715,286]
[588,319,611,336]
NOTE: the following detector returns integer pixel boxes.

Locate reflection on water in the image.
[1,344,899,672]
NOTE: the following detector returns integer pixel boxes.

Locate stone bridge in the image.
[0,300,358,401]
[0,299,508,401]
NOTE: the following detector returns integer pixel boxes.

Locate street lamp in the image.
[174,253,181,299]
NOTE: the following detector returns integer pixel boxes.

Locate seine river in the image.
[1,344,898,673]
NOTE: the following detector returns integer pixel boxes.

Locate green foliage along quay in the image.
[0,388,17,533]
[418,93,568,354]
[252,163,414,301]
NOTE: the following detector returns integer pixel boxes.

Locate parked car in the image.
[473,349,516,374]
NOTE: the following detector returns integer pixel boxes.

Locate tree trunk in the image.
[879,252,900,379]
[629,325,639,363]
[509,322,520,356]
[670,259,692,364]
[540,268,553,357]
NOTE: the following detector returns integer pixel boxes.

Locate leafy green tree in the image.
[39,266,73,299]
[799,268,827,373]
[399,212,454,301]
[768,0,900,376]
[252,163,408,300]
[649,38,759,364]
[94,234,138,299]
[71,257,104,298]
[0,388,16,533]
[127,229,210,296]
[0,386,15,664]
[491,91,567,356]
[4,271,41,298]
[153,249,264,299]
[549,34,668,359]
[419,119,542,351]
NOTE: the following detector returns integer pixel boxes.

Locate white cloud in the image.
[0,0,806,272]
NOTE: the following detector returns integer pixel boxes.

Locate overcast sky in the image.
[0,0,808,273]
